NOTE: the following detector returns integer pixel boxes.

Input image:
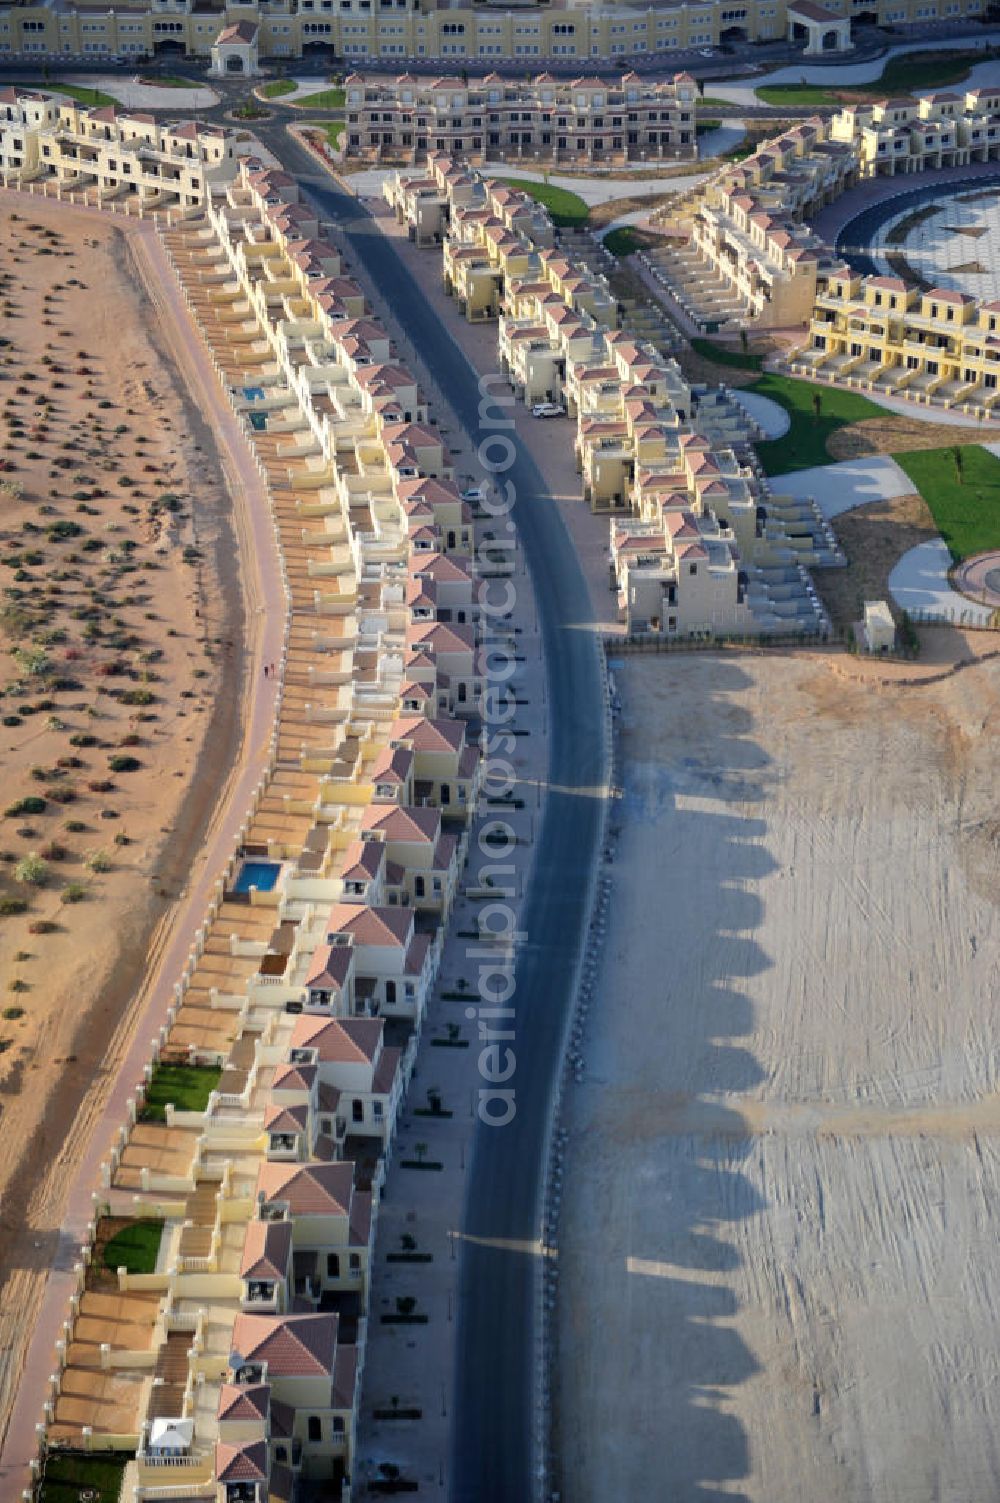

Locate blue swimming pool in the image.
[234,860,281,894]
[243,385,265,401]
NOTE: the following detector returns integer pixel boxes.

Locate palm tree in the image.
[812,391,822,420]
[414,1141,428,1165]
[953,446,964,485]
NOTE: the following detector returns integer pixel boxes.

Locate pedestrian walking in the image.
[264,664,269,679]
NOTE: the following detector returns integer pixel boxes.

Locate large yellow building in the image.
[0,0,986,72]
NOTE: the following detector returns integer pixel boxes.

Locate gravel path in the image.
[769,455,913,517]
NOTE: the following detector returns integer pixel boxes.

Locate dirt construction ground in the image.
[558,646,1000,1503]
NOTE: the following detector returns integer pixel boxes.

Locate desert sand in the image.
[558,643,1000,1503]
[0,198,247,1440]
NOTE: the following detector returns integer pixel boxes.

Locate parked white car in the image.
[461,483,487,501]
[531,402,566,419]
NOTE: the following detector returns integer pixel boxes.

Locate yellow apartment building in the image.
[345,69,698,165]
[0,0,991,70]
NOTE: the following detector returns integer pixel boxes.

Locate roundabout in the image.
[953,550,1000,610]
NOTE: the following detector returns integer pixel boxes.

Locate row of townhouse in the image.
[652,115,858,328]
[793,270,1000,414]
[650,84,1000,332]
[0,86,237,208]
[391,153,841,641]
[829,83,1000,176]
[343,69,699,166]
[31,153,490,1503]
[5,0,998,70]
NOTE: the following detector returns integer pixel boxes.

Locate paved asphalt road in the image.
[260,127,609,1500]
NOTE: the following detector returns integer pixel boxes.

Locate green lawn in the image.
[497,177,589,228]
[144,74,198,88]
[755,82,840,107]
[749,373,885,474]
[892,445,1000,562]
[689,336,764,372]
[39,1453,129,1503]
[102,1219,163,1275]
[699,96,738,109]
[35,82,117,108]
[261,78,297,98]
[757,47,998,108]
[316,120,345,149]
[140,1061,222,1121]
[603,226,641,257]
[295,86,346,110]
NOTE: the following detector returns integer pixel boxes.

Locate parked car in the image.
[461,483,486,501]
[699,46,716,56]
[531,402,566,419]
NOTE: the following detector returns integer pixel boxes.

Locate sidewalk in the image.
[0,202,286,1498]
[709,28,1000,106]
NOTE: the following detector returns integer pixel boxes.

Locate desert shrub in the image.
[14,854,48,886]
[86,850,111,874]
[0,897,28,916]
[69,734,99,748]
[63,820,87,834]
[46,520,83,542]
[5,797,45,817]
[61,882,86,904]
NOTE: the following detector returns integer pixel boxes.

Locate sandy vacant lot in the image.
[558,646,1000,1503]
[0,199,246,1443]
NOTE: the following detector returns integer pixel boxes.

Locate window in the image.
[327,1252,341,1277]
[352,1099,364,1123]
[308,1416,322,1443]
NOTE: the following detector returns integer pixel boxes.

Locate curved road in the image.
[835,169,1000,275]
[259,129,609,1500]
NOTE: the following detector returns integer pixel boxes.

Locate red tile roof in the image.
[231,1313,337,1377]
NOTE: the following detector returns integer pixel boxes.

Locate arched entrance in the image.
[225,54,244,73]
